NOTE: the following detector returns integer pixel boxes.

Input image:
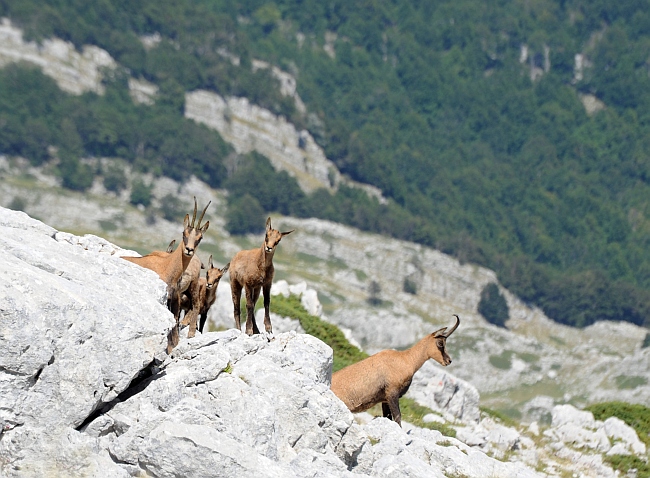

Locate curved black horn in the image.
[197,200,211,228]
[444,314,460,337]
[190,196,198,228]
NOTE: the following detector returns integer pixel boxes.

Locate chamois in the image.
[147,237,203,338]
[122,197,210,350]
[180,256,229,334]
[229,217,294,335]
[331,315,460,426]
[176,252,204,337]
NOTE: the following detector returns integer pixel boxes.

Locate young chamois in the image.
[122,198,210,350]
[180,256,230,334]
[229,217,294,335]
[331,315,460,426]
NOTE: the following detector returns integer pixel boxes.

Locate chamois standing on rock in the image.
[122,198,210,351]
[180,255,229,334]
[229,217,294,335]
[154,239,205,338]
[331,315,460,426]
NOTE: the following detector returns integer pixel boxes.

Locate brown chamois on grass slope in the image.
[229,217,294,335]
[331,315,460,426]
[122,198,210,350]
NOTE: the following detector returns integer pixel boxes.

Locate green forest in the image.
[1,0,649,328]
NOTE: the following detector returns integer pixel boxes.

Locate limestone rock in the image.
[0,207,171,473]
[0,18,115,95]
[406,361,480,423]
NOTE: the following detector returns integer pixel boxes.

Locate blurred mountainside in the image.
[0,0,649,329]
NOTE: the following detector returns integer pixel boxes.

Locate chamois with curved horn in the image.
[331,315,460,426]
[229,217,294,335]
[122,197,210,351]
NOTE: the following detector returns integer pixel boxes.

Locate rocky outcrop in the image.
[0,208,170,475]
[0,18,115,95]
[1,207,548,477]
[547,404,646,456]
[184,89,340,192]
[184,89,386,201]
[406,362,481,424]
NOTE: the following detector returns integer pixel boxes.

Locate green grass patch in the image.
[585,401,650,448]
[270,294,368,371]
[518,352,539,363]
[480,406,520,428]
[489,350,513,370]
[614,375,648,390]
[296,251,322,265]
[98,220,118,232]
[604,455,650,478]
[399,398,457,437]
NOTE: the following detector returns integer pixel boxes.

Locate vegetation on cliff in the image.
[1,0,650,328]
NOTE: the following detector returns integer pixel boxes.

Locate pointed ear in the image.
[183,214,190,229]
[432,327,447,337]
[200,221,210,233]
[222,262,230,273]
[266,217,272,231]
[208,255,213,269]
[281,229,295,236]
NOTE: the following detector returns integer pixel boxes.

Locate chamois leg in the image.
[185,280,202,338]
[180,295,193,326]
[198,311,207,334]
[186,310,198,338]
[245,286,261,335]
[262,283,273,333]
[166,288,181,353]
[386,395,402,426]
[232,281,243,331]
[381,402,393,421]
[167,315,180,354]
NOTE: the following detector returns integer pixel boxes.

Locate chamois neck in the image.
[403,334,436,375]
[165,245,190,283]
[260,243,274,265]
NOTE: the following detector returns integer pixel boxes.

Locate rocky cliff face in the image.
[1,207,547,477]
[0,18,115,95]
[2,208,647,478]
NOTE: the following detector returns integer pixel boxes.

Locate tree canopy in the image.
[1,0,649,327]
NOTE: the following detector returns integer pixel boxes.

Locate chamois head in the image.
[206,255,229,290]
[263,217,294,254]
[429,314,460,366]
[181,197,211,257]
